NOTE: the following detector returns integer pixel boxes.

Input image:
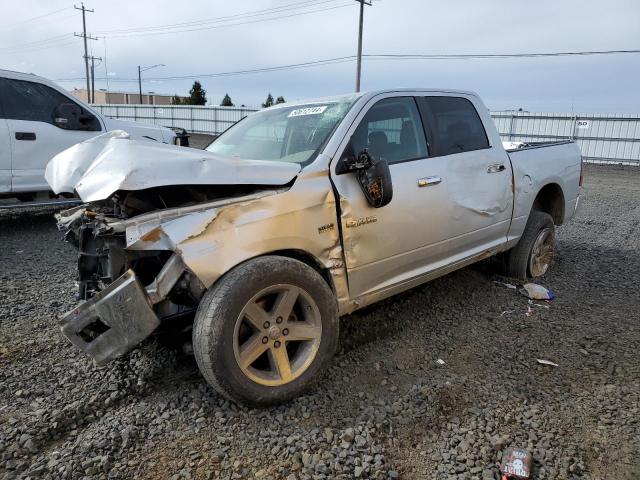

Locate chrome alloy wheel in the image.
[529,227,555,277]
[232,284,322,387]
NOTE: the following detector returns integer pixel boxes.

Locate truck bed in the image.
[505,140,582,243]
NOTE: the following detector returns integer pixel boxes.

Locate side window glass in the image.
[1,79,100,131]
[350,97,428,164]
[422,96,489,156]
[0,78,5,118]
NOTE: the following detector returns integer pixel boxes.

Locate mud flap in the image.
[59,269,160,365]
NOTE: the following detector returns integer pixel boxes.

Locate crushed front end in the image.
[47,132,304,365]
[56,193,209,365]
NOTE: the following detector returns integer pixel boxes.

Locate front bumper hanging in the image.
[59,269,160,365]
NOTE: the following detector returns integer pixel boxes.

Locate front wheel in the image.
[192,256,339,406]
[504,210,556,280]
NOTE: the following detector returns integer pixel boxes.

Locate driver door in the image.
[330,94,454,298]
[0,77,103,192]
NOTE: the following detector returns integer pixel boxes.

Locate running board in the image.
[0,198,81,210]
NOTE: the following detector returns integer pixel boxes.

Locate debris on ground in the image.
[520,283,555,300]
[536,358,559,367]
[527,300,550,309]
[500,447,532,479]
[494,280,518,290]
[435,358,445,365]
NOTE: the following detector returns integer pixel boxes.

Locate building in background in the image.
[71,88,185,105]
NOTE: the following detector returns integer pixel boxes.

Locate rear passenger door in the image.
[0,77,103,193]
[415,95,513,259]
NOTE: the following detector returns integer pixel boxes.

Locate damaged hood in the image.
[45,130,302,202]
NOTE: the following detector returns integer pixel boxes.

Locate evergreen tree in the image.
[262,93,274,108]
[220,93,234,107]
[275,96,286,104]
[185,81,207,105]
[171,94,182,105]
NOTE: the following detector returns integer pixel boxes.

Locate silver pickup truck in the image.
[48,89,582,405]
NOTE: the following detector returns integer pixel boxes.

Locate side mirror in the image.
[54,103,83,129]
[349,149,393,208]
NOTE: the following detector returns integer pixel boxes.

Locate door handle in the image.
[417,176,442,187]
[15,132,36,141]
[487,164,506,173]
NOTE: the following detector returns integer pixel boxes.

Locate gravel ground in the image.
[0,164,638,480]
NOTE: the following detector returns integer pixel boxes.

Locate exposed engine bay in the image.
[55,182,291,364]
[60,184,279,302]
[45,131,304,364]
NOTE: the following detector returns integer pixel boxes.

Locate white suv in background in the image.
[0,69,182,206]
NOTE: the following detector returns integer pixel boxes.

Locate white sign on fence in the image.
[576,120,591,129]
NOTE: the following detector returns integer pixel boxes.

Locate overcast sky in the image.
[1,0,639,112]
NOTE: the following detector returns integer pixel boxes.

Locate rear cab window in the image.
[418,96,489,157]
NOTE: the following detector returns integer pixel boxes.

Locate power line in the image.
[55,57,355,82]
[0,1,348,54]
[365,50,640,59]
[0,34,72,52]
[95,0,346,35]
[0,7,71,29]
[53,49,640,83]
[99,2,354,38]
[0,41,79,56]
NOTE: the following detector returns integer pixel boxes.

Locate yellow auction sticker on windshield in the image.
[288,106,328,117]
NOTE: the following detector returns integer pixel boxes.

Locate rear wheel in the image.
[504,210,555,280]
[193,256,338,406]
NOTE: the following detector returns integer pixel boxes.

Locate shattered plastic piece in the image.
[536,359,559,367]
[525,306,534,317]
[500,310,515,317]
[435,359,445,365]
[494,280,517,290]
[500,447,532,479]
[520,283,555,300]
[528,300,550,309]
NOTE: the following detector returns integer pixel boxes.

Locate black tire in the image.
[193,255,339,406]
[504,210,555,280]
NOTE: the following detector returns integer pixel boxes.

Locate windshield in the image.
[206,97,356,165]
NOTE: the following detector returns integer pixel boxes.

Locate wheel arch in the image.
[532,183,565,225]
[256,249,337,295]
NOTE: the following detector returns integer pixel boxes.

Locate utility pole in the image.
[138,66,143,104]
[74,3,96,101]
[89,56,102,103]
[355,0,371,93]
[138,64,166,105]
